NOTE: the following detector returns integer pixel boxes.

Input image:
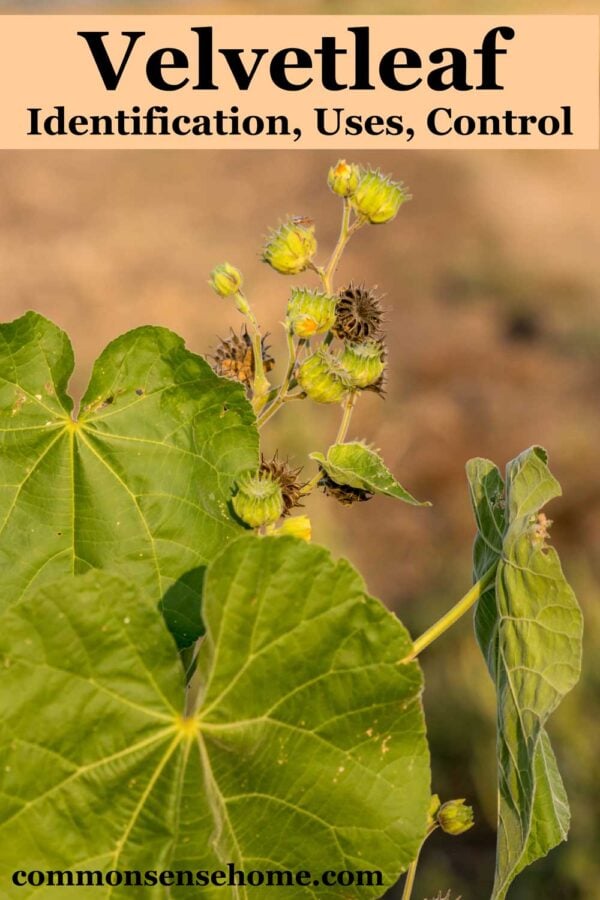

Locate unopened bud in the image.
[232,472,283,528]
[275,515,312,542]
[209,262,243,298]
[341,339,386,388]
[296,350,353,404]
[287,288,337,338]
[437,799,474,836]
[262,218,317,275]
[328,159,360,198]
[351,168,410,225]
[427,794,441,829]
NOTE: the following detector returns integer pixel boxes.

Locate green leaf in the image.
[466,447,582,899]
[0,536,431,898]
[0,311,258,647]
[310,442,430,505]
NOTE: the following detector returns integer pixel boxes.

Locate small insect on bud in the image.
[262,217,317,275]
[275,515,312,542]
[341,339,386,389]
[232,472,284,529]
[208,262,243,298]
[327,159,360,198]
[296,349,353,404]
[286,288,337,339]
[351,168,410,225]
[437,799,474,836]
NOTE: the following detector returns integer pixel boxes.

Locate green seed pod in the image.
[296,349,353,404]
[327,159,360,198]
[351,168,410,225]
[340,339,386,388]
[437,799,474,836]
[208,262,243,297]
[262,217,317,275]
[232,472,284,528]
[287,288,337,338]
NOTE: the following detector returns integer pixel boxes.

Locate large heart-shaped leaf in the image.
[310,442,429,505]
[0,312,258,646]
[466,447,582,899]
[0,536,430,898]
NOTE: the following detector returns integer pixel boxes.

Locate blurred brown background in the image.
[1,2,599,899]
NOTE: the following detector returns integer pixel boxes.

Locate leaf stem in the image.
[405,562,498,661]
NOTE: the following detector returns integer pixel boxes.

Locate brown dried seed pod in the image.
[318,469,374,506]
[333,282,385,343]
[210,327,274,391]
[260,452,306,516]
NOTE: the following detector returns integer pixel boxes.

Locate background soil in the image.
[1,2,599,898]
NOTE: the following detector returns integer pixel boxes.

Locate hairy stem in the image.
[405,562,498,661]
[234,291,270,414]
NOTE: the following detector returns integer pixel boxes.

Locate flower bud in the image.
[275,515,312,542]
[351,168,410,225]
[209,262,243,298]
[328,159,360,198]
[287,288,337,338]
[437,799,474,836]
[262,218,317,275]
[427,794,441,828]
[232,472,283,528]
[296,350,353,404]
[340,339,386,388]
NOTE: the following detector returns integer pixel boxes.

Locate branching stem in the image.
[405,562,498,661]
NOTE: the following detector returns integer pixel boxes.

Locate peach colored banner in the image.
[0,15,597,149]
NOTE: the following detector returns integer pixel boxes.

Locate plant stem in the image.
[256,328,297,428]
[405,562,498,661]
[234,291,271,414]
[401,854,420,900]
[319,199,364,295]
[335,391,357,444]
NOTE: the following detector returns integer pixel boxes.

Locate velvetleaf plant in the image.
[0,161,582,900]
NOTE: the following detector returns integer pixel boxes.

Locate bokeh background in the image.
[1,2,598,899]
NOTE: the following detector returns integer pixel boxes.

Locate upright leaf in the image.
[0,536,430,898]
[0,312,258,646]
[466,447,583,899]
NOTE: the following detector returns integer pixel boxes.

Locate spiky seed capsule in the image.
[286,288,337,338]
[232,472,284,528]
[210,328,274,392]
[351,168,410,225]
[262,217,317,275]
[341,339,386,389]
[318,470,374,506]
[208,262,243,297]
[437,799,474,836]
[259,453,305,516]
[296,349,353,404]
[334,283,384,343]
[327,159,360,198]
[275,515,312,542]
